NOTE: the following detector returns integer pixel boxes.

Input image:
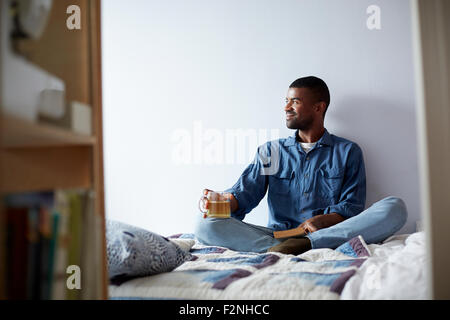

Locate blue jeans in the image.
[194,196,408,253]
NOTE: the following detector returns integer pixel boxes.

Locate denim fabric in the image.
[194,196,407,253]
[306,196,407,249]
[225,129,366,231]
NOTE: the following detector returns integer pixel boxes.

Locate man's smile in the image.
[286,112,296,120]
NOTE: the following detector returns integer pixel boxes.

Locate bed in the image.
[108,231,428,300]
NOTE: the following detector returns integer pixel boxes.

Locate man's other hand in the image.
[299,212,345,234]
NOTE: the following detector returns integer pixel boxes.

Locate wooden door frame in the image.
[411,0,450,299]
[88,0,108,300]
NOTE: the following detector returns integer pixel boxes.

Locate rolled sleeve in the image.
[225,146,269,220]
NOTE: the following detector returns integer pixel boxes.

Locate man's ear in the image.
[314,101,326,114]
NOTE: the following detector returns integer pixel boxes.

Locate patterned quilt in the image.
[109,234,371,300]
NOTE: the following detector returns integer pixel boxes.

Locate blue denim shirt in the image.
[225,129,366,231]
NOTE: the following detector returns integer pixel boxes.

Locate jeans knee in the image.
[385,196,408,230]
[194,217,209,243]
[194,216,228,245]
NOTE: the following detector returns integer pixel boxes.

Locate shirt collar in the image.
[283,128,333,147]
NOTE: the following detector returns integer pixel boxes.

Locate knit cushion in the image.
[106,220,192,282]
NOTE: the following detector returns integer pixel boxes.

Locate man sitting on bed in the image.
[195,76,407,254]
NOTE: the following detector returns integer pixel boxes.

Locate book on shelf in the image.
[51,191,70,300]
[6,207,29,300]
[3,189,103,300]
[66,192,83,300]
[4,192,54,300]
[80,191,103,299]
[26,208,40,299]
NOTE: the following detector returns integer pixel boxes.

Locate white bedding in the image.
[341,231,429,299]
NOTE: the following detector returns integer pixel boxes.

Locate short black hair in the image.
[289,76,330,117]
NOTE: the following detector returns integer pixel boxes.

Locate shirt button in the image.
[304,173,309,178]
[306,157,310,161]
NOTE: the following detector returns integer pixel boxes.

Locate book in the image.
[51,191,70,300]
[4,192,55,299]
[6,207,29,300]
[26,208,40,300]
[4,192,54,209]
[4,190,102,300]
[273,225,307,239]
[44,210,60,299]
[39,207,52,300]
[80,190,103,299]
[5,192,55,299]
[66,192,83,300]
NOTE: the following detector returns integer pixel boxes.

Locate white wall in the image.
[102,0,419,237]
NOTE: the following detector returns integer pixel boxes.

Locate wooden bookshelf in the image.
[1,114,97,148]
[0,0,4,300]
[0,0,107,299]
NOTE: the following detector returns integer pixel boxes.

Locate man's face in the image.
[284,87,319,130]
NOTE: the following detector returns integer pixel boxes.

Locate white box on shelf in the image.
[70,101,92,136]
[38,88,65,119]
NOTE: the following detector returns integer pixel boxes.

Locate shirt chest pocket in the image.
[317,166,345,198]
[269,170,295,195]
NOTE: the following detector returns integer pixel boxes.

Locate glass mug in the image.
[198,191,231,218]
